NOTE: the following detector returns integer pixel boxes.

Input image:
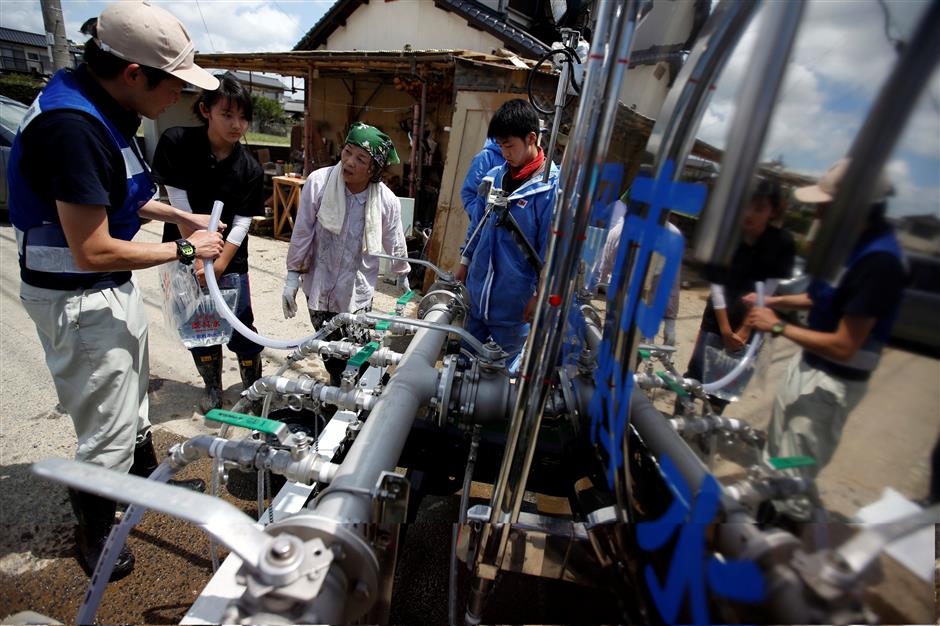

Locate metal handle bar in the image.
[33,458,274,573]
[370,252,453,282]
[363,312,501,360]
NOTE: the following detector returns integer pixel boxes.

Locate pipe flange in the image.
[417,281,469,321]
[436,354,458,427]
[261,513,380,622]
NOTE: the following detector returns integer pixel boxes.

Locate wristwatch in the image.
[770,321,787,337]
[175,238,195,265]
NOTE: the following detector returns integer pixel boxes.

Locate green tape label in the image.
[206,409,285,435]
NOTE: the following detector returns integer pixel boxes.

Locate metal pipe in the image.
[543,29,579,184]
[312,308,452,521]
[475,0,641,575]
[806,0,940,282]
[692,0,804,266]
[645,0,761,176]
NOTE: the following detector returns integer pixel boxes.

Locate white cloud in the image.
[1,1,47,34]
[698,0,937,175]
[163,2,302,53]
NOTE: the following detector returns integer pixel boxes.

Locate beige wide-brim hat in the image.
[97,1,219,91]
[794,157,894,204]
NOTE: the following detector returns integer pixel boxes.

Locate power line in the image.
[194,0,217,53]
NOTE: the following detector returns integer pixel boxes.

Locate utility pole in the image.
[40,0,70,72]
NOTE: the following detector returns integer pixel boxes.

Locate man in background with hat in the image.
[744,158,906,520]
[283,122,411,386]
[8,1,224,580]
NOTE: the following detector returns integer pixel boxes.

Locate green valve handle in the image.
[656,371,689,398]
[206,409,289,443]
[375,312,399,331]
[397,290,415,306]
[639,349,651,360]
[768,455,817,470]
[348,341,380,368]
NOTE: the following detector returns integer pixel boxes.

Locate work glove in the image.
[396,274,411,294]
[283,270,302,319]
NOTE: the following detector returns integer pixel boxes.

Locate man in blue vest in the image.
[9,1,224,580]
[744,158,905,520]
[456,99,559,360]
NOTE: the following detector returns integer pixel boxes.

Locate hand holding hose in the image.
[188,230,224,259]
[282,270,302,319]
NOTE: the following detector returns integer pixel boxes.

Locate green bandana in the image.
[345,122,400,167]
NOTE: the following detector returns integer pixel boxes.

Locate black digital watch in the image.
[175,238,196,265]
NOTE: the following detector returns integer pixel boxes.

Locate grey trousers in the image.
[765,353,868,481]
[20,278,151,472]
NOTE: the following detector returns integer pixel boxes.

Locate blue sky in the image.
[2,0,937,218]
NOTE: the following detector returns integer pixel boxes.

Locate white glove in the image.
[396,274,411,294]
[283,270,302,319]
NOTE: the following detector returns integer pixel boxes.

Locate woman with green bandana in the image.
[283,122,411,386]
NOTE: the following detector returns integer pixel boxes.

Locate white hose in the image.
[701,280,765,393]
[203,200,318,350]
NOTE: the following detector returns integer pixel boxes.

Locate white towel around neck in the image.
[317,162,383,255]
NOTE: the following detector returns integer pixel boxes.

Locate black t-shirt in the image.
[700,225,796,334]
[151,125,263,275]
[18,65,144,288]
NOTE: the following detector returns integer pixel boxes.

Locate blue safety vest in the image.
[805,228,904,377]
[9,69,155,289]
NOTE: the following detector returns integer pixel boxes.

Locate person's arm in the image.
[138,198,225,236]
[382,196,411,275]
[742,291,814,310]
[57,201,224,270]
[747,306,877,362]
[286,173,320,273]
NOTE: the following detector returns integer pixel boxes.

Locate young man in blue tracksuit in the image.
[745,158,906,521]
[456,99,559,360]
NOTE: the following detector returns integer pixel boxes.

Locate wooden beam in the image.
[305,65,315,176]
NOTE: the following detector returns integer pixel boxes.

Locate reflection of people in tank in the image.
[745,160,905,519]
[685,178,795,413]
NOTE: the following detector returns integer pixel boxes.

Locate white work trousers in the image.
[20,278,151,472]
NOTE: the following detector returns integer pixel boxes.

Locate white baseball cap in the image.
[96,1,219,91]
[794,158,894,204]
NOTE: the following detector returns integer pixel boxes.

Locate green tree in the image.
[251,94,287,131]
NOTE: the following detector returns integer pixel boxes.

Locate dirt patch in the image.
[0,430,257,625]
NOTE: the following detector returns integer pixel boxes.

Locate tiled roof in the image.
[433,0,549,59]
[0,27,48,48]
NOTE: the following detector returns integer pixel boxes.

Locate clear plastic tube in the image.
[203,200,318,350]
[701,281,765,393]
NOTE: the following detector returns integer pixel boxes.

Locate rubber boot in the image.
[68,487,134,581]
[130,431,206,492]
[238,354,264,415]
[192,347,223,414]
[238,354,263,391]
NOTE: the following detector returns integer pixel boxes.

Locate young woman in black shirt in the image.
[685,178,796,411]
[152,75,265,412]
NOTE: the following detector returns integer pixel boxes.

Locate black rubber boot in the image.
[68,487,134,581]
[238,354,263,391]
[130,431,206,492]
[192,347,224,414]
